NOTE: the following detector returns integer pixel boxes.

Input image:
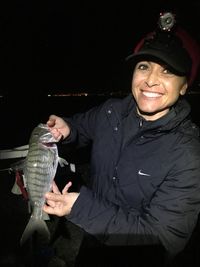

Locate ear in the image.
[180,82,188,95]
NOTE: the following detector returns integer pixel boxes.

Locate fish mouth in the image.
[41,142,56,147]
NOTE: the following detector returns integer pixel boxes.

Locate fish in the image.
[14,123,68,246]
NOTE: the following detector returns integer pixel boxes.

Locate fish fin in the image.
[70,163,76,173]
[11,181,22,195]
[11,171,29,199]
[58,157,69,167]
[42,210,50,221]
[10,158,26,171]
[20,217,50,246]
[58,157,76,172]
[10,159,26,195]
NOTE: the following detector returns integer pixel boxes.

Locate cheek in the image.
[131,76,145,101]
[131,73,142,91]
[165,89,182,106]
[131,80,138,98]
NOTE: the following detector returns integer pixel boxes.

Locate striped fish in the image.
[19,123,68,245]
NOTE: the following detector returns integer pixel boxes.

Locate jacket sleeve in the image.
[62,97,121,147]
[66,149,200,257]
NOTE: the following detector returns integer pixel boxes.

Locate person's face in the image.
[131,61,188,121]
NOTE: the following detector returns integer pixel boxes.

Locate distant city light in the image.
[50,92,89,97]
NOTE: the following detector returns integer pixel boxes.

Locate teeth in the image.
[143,91,161,97]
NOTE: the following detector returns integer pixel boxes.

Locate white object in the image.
[0,145,29,159]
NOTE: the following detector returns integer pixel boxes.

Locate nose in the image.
[145,70,160,87]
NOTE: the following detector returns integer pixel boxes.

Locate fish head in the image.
[30,123,58,146]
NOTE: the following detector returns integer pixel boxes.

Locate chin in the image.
[138,107,159,116]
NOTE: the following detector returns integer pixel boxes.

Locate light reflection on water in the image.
[0,95,110,149]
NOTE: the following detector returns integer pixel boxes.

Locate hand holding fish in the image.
[47,114,70,141]
[43,181,80,217]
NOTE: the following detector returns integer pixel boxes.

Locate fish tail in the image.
[20,217,50,246]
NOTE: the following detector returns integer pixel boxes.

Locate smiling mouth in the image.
[142,91,163,98]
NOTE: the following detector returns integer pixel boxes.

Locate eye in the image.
[162,65,173,74]
[136,62,149,70]
[163,68,172,74]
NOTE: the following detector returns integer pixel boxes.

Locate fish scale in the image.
[18,123,67,246]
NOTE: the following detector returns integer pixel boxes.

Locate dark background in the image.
[1,2,200,266]
[1,0,200,149]
[1,0,200,95]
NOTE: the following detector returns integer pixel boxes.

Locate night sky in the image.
[1,0,200,94]
[0,0,200,148]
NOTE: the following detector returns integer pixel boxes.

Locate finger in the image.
[43,204,56,215]
[47,115,56,127]
[50,129,63,141]
[52,181,61,194]
[62,181,72,194]
[46,199,56,208]
[45,192,64,202]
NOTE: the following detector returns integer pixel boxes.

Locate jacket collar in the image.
[117,94,191,133]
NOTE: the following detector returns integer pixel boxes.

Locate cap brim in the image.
[126,50,186,76]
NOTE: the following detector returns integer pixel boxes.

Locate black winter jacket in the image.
[64,94,200,256]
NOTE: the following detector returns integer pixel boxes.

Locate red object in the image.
[176,27,200,86]
[15,170,29,200]
[133,27,200,86]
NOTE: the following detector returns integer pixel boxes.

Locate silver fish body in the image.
[20,123,59,245]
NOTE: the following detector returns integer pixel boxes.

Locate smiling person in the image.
[43,12,200,266]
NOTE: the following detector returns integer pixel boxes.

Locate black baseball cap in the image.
[126,13,200,85]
